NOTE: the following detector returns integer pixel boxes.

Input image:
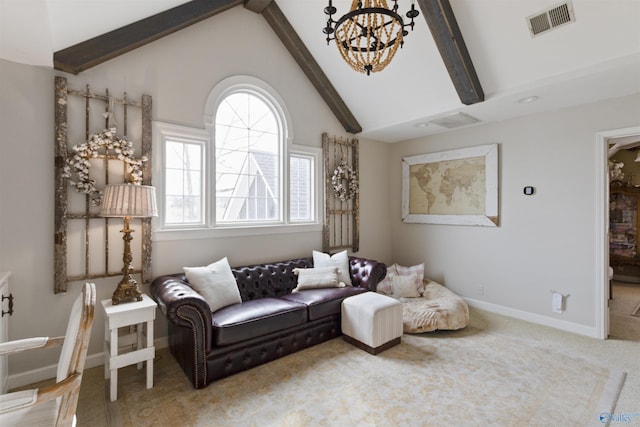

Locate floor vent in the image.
[527,1,575,37]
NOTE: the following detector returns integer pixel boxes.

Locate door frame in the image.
[595,125,640,339]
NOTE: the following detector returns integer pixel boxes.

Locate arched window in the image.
[215,90,282,223]
[154,76,320,237]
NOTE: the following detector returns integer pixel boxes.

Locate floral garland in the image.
[331,160,359,202]
[62,128,147,206]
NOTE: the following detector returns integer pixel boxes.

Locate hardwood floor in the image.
[610,280,640,341]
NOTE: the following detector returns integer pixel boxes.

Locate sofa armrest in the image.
[349,257,387,291]
[150,275,212,351]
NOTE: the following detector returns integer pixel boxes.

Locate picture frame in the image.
[402,143,499,226]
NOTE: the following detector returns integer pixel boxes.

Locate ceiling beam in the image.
[54,0,242,75]
[417,0,484,105]
[249,1,362,134]
[244,0,272,13]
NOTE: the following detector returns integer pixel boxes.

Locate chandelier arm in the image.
[352,20,369,31]
[334,8,404,30]
[380,20,396,30]
[345,36,404,53]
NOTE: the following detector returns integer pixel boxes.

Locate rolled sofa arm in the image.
[348,256,387,291]
[150,274,212,351]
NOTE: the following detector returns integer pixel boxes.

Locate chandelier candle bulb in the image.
[323,0,419,75]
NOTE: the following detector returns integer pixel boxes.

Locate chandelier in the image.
[323,0,419,75]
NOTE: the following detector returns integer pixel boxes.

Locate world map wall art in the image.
[402,144,499,226]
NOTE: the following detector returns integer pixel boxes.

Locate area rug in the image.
[78,327,626,427]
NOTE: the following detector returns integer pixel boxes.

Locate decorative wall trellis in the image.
[54,76,152,294]
[322,133,359,253]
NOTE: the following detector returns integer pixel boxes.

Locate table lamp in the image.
[100,184,157,305]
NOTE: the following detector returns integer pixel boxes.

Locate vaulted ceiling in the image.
[1,0,639,142]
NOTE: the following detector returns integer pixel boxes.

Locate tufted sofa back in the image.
[232,258,313,301]
[161,255,386,303]
[230,256,387,301]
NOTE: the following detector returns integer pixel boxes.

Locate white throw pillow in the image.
[292,266,345,292]
[394,263,425,295]
[183,257,241,312]
[376,264,398,296]
[313,250,352,286]
[391,275,421,298]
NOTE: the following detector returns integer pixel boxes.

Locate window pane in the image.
[164,138,203,225]
[250,130,278,153]
[215,91,281,223]
[222,93,250,127]
[216,124,248,152]
[166,141,185,169]
[290,155,313,222]
[165,195,202,224]
[216,149,247,175]
[165,169,184,195]
[186,171,202,196]
[184,144,202,170]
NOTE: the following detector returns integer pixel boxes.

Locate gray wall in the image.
[0,7,391,383]
[389,93,640,330]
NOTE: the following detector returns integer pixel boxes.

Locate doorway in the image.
[596,126,640,340]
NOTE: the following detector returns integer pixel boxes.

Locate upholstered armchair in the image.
[0,282,96,427]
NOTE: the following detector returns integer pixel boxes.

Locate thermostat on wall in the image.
[523,186,535,195]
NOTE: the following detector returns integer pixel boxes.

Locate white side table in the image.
[101,294,157,401]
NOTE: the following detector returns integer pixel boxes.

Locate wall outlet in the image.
[477,286,485,296]
[552,292,565,313]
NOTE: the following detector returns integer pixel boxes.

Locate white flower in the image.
[331,160,358,202]
[65,128,147,205]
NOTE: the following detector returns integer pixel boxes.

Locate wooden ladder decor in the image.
[54,76,152,294]
[322,133,359,253]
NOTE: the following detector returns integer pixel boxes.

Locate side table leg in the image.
[110,370,117,402]
[146,358,153,389]
[110,326,118,401]
[103,340,109,379]
[136,323,143,370]
[146,319,154,389]
[104,322,109,379]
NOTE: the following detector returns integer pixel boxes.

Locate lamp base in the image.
[111,217,144,305]
[111,279,143,305]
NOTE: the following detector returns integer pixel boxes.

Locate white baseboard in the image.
[464,297,599,338]
[8,336,169,390]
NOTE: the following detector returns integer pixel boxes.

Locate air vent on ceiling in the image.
[527,1,575,37]
[429,112,481,129]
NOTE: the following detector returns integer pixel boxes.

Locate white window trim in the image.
[152,121,208,231]
[289,144,322,225]
[153,76,322,241]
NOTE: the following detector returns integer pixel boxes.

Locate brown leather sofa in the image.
[150,256,387,389]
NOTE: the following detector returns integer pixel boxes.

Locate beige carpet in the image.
[74,325,626,427]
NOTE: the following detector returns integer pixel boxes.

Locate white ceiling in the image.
[1,0,639,143]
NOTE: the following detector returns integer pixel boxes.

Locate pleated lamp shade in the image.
[100,184,158,218]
